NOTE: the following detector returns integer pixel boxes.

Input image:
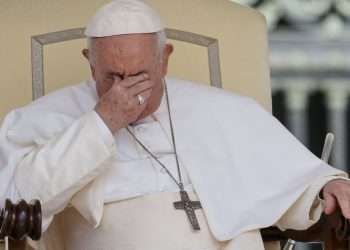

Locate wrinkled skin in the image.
[83,33,173,133]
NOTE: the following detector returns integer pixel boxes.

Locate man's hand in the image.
[95,73,154,134]
[322,179,350,219]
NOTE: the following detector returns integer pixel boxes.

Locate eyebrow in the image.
[106,71,123,78]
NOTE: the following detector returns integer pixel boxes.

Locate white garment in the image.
[97,97,194,203]
[37,175,338,250]
[0,77,346,242]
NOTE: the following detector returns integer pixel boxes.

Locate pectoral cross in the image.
[173,190,202,230]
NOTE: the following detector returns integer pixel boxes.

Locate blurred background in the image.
[230,0,350,249]
[0,1,348,249]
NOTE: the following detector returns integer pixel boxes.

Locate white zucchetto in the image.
[85,0,164,37]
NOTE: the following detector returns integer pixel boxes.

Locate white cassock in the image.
[0,77,347,250]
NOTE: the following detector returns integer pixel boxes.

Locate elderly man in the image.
[1,0,350,249]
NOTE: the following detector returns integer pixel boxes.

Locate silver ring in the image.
[137,94,145,105]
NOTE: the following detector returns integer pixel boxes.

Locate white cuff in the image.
[276,173,348,231]
[92,111,115,148]
[15,111,117,232]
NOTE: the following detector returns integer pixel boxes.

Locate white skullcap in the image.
[85,0,164,37]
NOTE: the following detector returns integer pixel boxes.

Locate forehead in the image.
[93,33,158,63]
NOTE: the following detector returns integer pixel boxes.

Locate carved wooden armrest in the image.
[0,199,42,241]
[261,210,350,249]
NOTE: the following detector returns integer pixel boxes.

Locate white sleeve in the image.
[275,176,349,230]
[14,111,116,229]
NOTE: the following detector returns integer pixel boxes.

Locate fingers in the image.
[137,89,152,102]
[127,91,150,114]
[335,192,350,219]
[110,73,153,96]
[130,89,152,107]
[109,74,153,106]
[129,80,154,96]
[323,193,337,215]
[337,195,350,219]
[119,86,152,108]
[323,180,350,219]
[118,73,149,88]
[95,74,153,133]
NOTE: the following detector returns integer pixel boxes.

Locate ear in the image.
[82,49,90,60]
[160,43,174,77]
[82,49,96,81]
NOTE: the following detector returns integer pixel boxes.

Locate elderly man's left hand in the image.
[323,179,350,219]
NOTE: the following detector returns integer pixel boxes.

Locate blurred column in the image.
[258,0,281,30]
[285,79,315,250]
[271,78,283,95]
[323,81,349,171]
[285,79,314,146]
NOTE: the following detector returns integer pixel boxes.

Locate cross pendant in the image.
[173,190,202,231]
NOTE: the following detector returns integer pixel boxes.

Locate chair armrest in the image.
[0,199,41,241]
[261,210,350,243]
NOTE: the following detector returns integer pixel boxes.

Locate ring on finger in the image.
[137,94,145,105]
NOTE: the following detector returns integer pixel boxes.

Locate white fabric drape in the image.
[0,78,346,243]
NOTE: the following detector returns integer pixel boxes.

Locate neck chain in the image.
[126,80,184,191]
[126,79,203,231]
